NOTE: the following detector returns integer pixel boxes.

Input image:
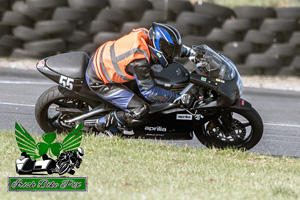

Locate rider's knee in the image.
[132,104,150,120]
[119,104,149,127]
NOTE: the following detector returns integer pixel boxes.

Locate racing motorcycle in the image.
[35,45,263,150]
[56,158,76,175]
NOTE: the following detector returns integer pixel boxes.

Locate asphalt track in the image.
[1,68,300,157]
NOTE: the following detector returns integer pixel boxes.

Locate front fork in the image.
[192,98,251,130]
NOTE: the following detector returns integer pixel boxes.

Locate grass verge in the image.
[1,130,300,200]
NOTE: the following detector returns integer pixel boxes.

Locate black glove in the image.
[173,93,193,107]
[189,45,206,63]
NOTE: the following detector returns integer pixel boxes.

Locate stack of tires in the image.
[0,0,109,58]
[178,3,300,76]
[0,0,300,76]
[231,6,300,76]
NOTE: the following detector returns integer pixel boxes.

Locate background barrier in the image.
[0,0,300,76]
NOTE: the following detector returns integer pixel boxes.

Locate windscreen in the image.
[199,45,236,80]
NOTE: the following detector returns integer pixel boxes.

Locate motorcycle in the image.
[35,45,263,150]
[57,158,76,175]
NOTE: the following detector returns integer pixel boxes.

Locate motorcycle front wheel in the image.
[35,85,97,133]
[58,162,70,175]
[194,107,263,150]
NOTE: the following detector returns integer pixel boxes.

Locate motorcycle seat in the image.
[46,52,90,79]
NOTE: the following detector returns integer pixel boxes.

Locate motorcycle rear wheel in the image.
[35,85,97,133]
[194,107,263,150]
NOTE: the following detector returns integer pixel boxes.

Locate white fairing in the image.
[16,158,29,171]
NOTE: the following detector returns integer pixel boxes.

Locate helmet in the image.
[149,22,182,67]
[76,147,84,157]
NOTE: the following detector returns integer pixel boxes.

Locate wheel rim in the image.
[59,162,70,175]
[45,98,93,132]
[202,111,254,148]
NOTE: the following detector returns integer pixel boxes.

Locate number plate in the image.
[59,75,75,90]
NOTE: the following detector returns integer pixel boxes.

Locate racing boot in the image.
[95,111,125,136]
[95,117,107,133]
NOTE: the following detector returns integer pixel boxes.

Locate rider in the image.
[54,147,84,175]
[85,22,202,133]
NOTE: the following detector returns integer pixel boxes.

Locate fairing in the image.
[151,61,190,87]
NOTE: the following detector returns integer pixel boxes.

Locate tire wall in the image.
[1,0,300,76]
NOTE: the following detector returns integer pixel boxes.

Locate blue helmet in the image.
[149,22,182,67]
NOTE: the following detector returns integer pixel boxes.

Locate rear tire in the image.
[35,85,97,133]
[194,107,263,150]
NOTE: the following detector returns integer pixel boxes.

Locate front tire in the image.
[194,107,263,150]
[35,85,97,133]
[58,162,70,175]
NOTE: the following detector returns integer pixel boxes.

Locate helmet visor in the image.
[159,39,182,60]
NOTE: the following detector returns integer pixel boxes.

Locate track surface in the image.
[1,68,300,157]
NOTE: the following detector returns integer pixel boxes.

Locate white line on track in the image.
[0,81,53,85]
[264,123,300,128]
[0,102,35,107]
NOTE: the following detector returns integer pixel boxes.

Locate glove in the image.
[189,45,206,63]
[188,50,199,63]
[173,93,193,107]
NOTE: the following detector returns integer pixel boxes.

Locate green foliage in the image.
[2,130,300,200]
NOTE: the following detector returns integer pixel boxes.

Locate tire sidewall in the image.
[35,85,98,133]
[194,107,263,150]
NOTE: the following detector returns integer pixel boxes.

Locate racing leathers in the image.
[85,28,196,133]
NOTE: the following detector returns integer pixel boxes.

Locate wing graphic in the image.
[15,122,39,159]
[61,123,83,152]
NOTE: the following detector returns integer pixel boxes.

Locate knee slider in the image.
[123,104,149,127]
[131,104,149,120]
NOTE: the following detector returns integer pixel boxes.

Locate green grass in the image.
[1,130,300,200]
[193,0,300,7]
